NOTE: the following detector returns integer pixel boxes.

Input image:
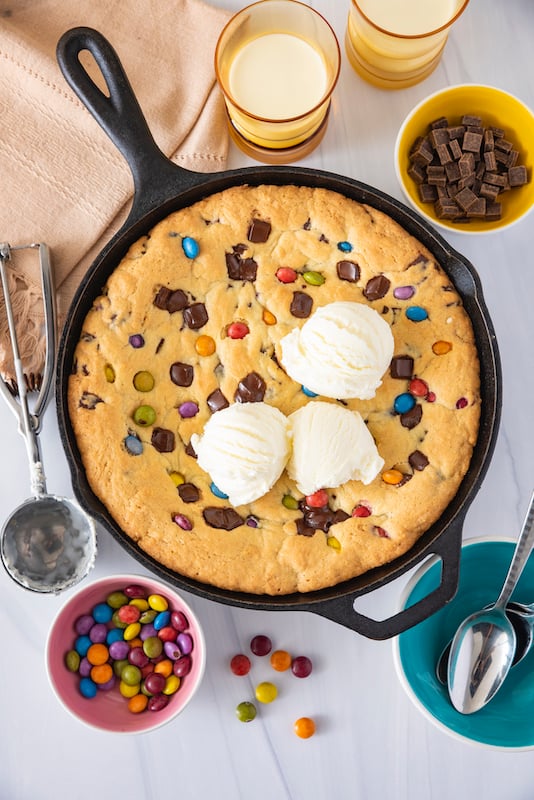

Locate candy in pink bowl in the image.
[45,574,206,733]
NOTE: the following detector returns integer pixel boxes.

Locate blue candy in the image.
[394,393,416,415]
[124,434,143,456]
[92,602,113,624]
[153,610,171,631]
[182,236,200,259]
[301,385,318,397]
[406,305,428,322]
[106,628,124,645]
[74,635,92,657]
[210,482,229,499]
[79,677,98,699]
[337,241,353,253]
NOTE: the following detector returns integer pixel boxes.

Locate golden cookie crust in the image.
[68,185,480,594]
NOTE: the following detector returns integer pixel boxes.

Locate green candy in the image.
[133,371,155,392]
[302,270,325,286]
[282,494,299,510]
[133,404,156,426]
[65,650,80,673]
[236,701,257,722]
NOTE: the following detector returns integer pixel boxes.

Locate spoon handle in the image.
[495,490,534,609]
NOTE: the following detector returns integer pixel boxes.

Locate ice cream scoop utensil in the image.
[0,242,96,592]
[447,490,534,713]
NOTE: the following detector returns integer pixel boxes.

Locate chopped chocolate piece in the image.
[407,162,426,184]
[170,362,194,387]
[495,149,511,166]
[434,198,461,219]
[485,201,502,220]
[400,404,423,429]
[225,251,242,280]
[410,136,434,165]
[462,130,483,153]
[419,183,438,203]
[151,427,175,452]
[447,125,465,140]
[207,388,229,413]
[427,165,447,185]
[185,441,197,459]
[456,173,476,191]
[461,114,482,127]
[409,450,429,471]
[234,371,266,403]
[483,172,508,187]
[458,152,475,176]
[225,249,259,282]
[167,289,189,313]
[390,355,414,379]
[364,274,391,301]
[508,165,528,186]
[203,506,244,530]
[455,186,478,211]
[449,138,463,160]
[429,127,449,147]
[436,143,453,165]
[480,182,500,200]
[495,137,513,153]
[466,197,487,217]
[490,126,505,138]
[445,162,461,183]
[247,218,271,243]
[296,519,316,537]
[303,509,334,531]
[332,509,351,525]
[336,260,360,282]
[183,302,208,329]
[154,286,172,309]
[240,257,258,281]
[79,391,103,410]
[290,291,313,318]
[178,483,200,503]
[430,116,448,129]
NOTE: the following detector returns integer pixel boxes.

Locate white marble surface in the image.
[2,1,534,798]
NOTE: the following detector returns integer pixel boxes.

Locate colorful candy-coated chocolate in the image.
[182,236,200,259]
[406,305,428,322]
[394,393,416,415]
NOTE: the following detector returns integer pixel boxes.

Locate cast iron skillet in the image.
[55,28,502,639]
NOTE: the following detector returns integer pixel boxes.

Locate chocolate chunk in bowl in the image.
[55,28,501,640]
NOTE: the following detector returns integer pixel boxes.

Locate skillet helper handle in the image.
[56,27,203,217]
[309,517,464,640]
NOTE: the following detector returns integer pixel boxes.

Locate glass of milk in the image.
[345,0,470,89]
[215,0,340,163]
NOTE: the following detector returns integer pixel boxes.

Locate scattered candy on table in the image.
[64,585,194,715]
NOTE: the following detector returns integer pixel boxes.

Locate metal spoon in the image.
[436,601,534,685]
[0,242,96,592]
[447,490,534,714]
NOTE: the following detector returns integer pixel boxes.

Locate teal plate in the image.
[392,537,534,750]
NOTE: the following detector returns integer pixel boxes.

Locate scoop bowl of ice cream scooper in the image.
[447,489,534,713]
[0,242,96,592]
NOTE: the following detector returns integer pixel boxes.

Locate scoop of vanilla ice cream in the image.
[287,401,383,495]
[190,402,291,506]
[280,301,394,400]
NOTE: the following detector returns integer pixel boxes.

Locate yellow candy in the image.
[119,680,140,698]
[163,675,181,695]
[169,471,185,487]
[104,364,116,383]
[262,309,277,325]
[148,593,168,612]
[255,681,278,704]
[195,334,216,356]
[327,536,341,551]
[432,340,452,355]
[124,622,141,641]
[382,469,404,485]
[129,598,149,611]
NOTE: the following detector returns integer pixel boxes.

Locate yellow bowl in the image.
[395,84,534,234]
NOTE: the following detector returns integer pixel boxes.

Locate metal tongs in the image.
[0,242,96,592]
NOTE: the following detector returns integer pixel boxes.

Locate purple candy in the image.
[164,640,182,660]
[109,640,130,660]
[98,676,116,692]
[140,623,157,641]
[79,657,92,678]
[74,614,94,636]
[393,285,415,300]
[129,334,145,348]
[89,623,108,644]
[173,514,193,531]
[177,632,193,655]
[178,401,199,419]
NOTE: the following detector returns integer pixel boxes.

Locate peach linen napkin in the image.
[0,0,231,389]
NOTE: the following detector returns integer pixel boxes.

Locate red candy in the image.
[276,267,297,283]
[305,489,328,508]
[227,322,249,339]
[409,378,428,397]
[352,503,371,518]
[117,604,141,624]
[230,654,251,676]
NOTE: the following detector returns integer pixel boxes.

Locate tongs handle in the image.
[0,243,57,434]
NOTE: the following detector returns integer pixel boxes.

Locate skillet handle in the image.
[56,27,205,219]
[308,516,464,640]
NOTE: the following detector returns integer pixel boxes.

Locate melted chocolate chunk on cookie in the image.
[247,218,271,243]
[170,362,194,387]
[79,391,103,410]
[203,506,244,530]
[336,260,360,282]
[178,483,200,503]
[290,291,313,318]
[409,450,429,471]
[390,355,414,379]
[183,302,208,330]
[151,427,175,453]
[297,499,350,536]
[225,246,258,282]
[234,372,266,403]
[363,275,391,301]
[400,404,423,429]
[207,388,230,413]
[185,441,197,459]
[154,287,188,313]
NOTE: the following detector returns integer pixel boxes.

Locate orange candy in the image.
[382,468,404,486]
[90,663,113,685]
[154,659,174,678]
[270,650,292,672]
[86,643,109,666]
[128,694,149,714]
[432,340,452,355]
[262,309,277,325]
[195,334,216,356]
[294,717,316,738]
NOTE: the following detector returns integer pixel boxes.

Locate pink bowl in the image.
[46,574,206,733]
